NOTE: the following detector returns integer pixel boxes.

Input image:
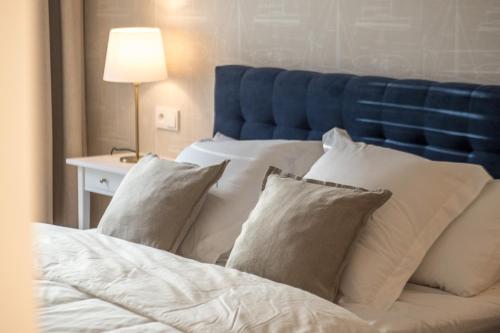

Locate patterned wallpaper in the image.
[85,0,500,158]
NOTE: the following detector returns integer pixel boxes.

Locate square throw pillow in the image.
[411,180,500,296]
[226,167,391,302]
[98,155,228,252]
[305,128,492,310]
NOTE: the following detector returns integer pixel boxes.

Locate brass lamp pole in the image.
[102,27,168,163]
[120,83,141,163]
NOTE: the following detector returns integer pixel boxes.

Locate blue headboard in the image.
[214,65,500,178]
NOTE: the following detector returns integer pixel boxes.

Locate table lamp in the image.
[103,27,168,163]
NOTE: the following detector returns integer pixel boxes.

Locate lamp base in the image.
[120,155,142,163]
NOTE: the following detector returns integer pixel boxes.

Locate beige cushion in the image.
[226,167,391,302]
[98,155,228,252]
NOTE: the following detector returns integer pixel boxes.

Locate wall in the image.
[85,0,500,158]
[0,0,50,331]
[85,0,500,221]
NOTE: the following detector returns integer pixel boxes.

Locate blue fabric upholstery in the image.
[214,65,500,178]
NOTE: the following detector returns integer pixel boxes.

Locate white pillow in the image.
[213,132,237,141]
[176,139,324,264]
[411,180,500,296]
[304,128,491,310]
[322,127,350,151]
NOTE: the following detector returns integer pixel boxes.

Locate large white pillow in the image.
[411,180,500,296]
[304,128,491,310]
[322,127,350,151]
[212,132,237,141]
[176,139,324,264]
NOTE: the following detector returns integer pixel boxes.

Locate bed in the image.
[350,281,500,333]
[214,65,499,178]
[36,65,500,332]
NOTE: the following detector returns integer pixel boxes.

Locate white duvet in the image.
[34,223,375,333]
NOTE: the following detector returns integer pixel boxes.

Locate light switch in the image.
[155,106,179,131]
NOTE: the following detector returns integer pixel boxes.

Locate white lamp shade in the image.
[103,27,168,83]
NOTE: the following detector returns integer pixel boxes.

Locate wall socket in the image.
[155,106,179,131]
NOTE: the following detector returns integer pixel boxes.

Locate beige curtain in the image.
[49,0,87,227]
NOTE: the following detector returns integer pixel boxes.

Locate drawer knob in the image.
[99,177,107,184]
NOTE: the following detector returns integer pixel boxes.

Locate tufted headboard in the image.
[214,65,500,178]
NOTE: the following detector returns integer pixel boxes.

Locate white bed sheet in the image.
[346,281,500,333]
[35,223,375,333]
[35,223,500,333]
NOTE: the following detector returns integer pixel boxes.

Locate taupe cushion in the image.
[98,155,228,252]
[226,167,391,302]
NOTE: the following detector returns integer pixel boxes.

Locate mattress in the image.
[346,281,500,333]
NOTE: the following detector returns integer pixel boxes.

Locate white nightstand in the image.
[66,154,134,230]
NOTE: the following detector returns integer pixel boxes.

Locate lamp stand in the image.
[120,82,142,163]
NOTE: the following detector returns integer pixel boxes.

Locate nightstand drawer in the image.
[84,168,124,196]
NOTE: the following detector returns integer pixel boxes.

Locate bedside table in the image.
[66,154,134,230]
